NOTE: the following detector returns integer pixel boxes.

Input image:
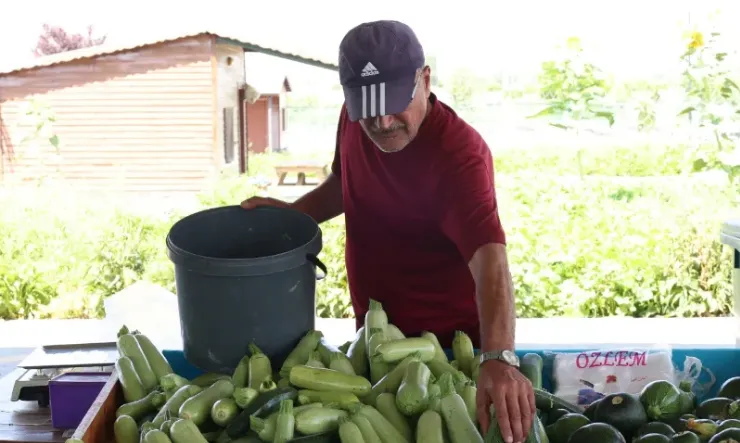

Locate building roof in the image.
[0,27,339,76]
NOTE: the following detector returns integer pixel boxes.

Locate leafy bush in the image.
[0,148,735,320]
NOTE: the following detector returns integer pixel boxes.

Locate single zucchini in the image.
[289,365,372,396]
[246,343,272,389]
[416,409,445,443]
[338,416,364,442]
[153,384,202,427]
[519,353,543,390]
[385,324,406,341]
[231,355,250,389]
[459,381,477,423]
[534,387,583,413]
[329,351,357,375]
[140,422,157,442]
[225,387,298,438]
[346,326,368,377]
[306,351,326,369]
[364,299,389,351]
[451,331,475,378]
[211,397,239,427]
[116,356,147,403]
[233,386,259,409]
[471,352,481,382]
[114,414,139,443]
[160,374,189,394]
[169,418,208,443]
[116,391,166,421]
[376,393,413,441]
[352,414,383,443]
[279,329,324,378]
[117,333,158,392]
[395,360,432,416]
[295,406,348,435]
[425,359,460,381]
[273,399,295,443]
[353,404,410,443]
[298,389,360,406]
[437,373,483,443]
[191,373,231,387]
[421,331,448,363]
[363,353,422,406]
[367,328,392,384]
[133,333,174,381]
[372,338,436,364]
[179,379,235,426]
[143,429,172,443]
[317,337,341,367]
[258,375,277,393]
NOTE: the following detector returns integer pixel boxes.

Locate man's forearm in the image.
[469,243,516,351]
[291,173,344,224]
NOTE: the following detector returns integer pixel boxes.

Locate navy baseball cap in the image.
[338,20,425,122]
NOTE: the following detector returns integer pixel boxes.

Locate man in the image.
[242,20,534,441]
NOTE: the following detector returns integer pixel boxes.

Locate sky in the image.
[1,0,738,92]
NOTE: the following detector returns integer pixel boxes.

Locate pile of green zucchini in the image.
[62,300,740,443]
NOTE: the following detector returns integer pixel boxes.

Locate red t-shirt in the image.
[331,93,506,348]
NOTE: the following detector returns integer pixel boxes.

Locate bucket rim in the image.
[166,205,322,268]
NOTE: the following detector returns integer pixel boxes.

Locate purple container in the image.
[49,372,111,429]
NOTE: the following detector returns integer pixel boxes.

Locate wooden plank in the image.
[71,372,120,443]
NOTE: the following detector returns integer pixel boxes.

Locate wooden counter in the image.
[0,369,65,443]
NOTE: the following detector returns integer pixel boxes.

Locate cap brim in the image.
[342,75,417,122]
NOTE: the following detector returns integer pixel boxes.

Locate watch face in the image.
[502,350,519,366]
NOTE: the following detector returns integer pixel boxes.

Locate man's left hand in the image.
[476,360,535,443]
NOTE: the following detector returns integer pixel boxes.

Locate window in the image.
[223,107,235,164]
[282,108,286,131]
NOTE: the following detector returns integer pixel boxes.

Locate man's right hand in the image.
[240,196,291,210]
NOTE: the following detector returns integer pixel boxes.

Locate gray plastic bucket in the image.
[166,205,326,374]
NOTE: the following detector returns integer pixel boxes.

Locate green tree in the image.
[679,28,740,185]
[528,36,614,177]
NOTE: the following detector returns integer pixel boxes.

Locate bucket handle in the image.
[306,254,328,280]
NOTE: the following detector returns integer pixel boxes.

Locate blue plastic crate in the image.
[163,345,739,401]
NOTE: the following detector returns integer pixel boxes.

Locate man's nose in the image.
[374,115,395,130]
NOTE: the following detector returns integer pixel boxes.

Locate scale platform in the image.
[11,342,117,407]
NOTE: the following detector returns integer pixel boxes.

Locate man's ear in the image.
[422,65,432,94]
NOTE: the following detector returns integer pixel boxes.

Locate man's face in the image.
[359,66,432,153]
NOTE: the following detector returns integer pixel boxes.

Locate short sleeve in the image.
[331,105,348,177]
[439,148,506,262]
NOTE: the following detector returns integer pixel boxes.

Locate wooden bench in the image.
[274,162,329,186]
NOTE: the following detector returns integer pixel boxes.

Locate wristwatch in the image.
[479,350,520,368]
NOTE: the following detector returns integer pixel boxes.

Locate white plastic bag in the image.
[547,345,676,406]
[675,355,715,400]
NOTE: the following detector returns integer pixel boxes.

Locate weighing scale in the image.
[10,341,118,407]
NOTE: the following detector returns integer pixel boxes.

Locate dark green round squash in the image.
[633,433,671,443]
[634,421,675,439]
[566,422,626,443]
[708,427,740,443]
[593,393,648,438]
[546,413,590,443]
[718,418,740,432]
[583,398,601,421]
[718,376,740,400]
[671,431,701,443]
[639,380,683,421]
[547,408,571,425]
[696,397,733,421]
